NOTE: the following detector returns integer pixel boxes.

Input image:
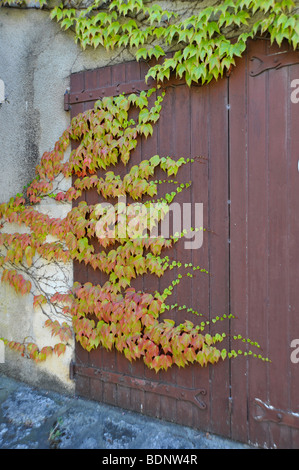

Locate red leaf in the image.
[53,343,66,357]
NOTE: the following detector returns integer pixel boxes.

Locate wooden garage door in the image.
[67,38,299,448]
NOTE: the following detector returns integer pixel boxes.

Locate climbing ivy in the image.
[1,0,298,86]
[50,0,299,86]
[0,87,268,370]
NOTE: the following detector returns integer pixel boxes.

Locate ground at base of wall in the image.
[0,374,253,450]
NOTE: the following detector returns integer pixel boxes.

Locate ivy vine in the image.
[0,88,268,370]
[1,0,295,371]
[1,0,298,86]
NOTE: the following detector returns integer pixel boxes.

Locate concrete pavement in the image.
[0,374,252,450]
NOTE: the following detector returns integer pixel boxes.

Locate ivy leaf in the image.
[54,343,66,357]
[205,334,213,347]
[135,47,149,60]
[24,245,34,267]
[151,45,166,60]
[33,294,47,309]
[221,349,227,360]
[78,237,89,253]
[138,108,150,124]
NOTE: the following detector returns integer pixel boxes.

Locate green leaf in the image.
[152,45,166,59]
[205,334,213,346]
[138,108,150,124]
[136,47,149,60]
[150,155,160,167]
[78,237,89,252]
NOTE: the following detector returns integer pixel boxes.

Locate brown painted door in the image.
[68,39,299,448]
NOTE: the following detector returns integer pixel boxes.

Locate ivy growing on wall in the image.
[1,0,297,370]
[1,0,298,86]
[0,88,268,370]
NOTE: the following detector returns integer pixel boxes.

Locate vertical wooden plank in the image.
[103,378,118,407]
[85,69,98,93]
[173,83,195,427]
[70,72,85,97]
[87,65,113,400]
[114,62,142,412]
[75,374,90,399]
[208,74,230,438]
[84,67,105,382]
[125,60,141,85]
[288,62,299,449]
[267,62,291,448]
[111,62,126,86]
[89,348,104,402]
[83,164,101,389]
[139,77,162,420]
[156,84,177,423]
[102,64,129,405]
[189,84,211,432]
[124,61,147,415]
[246,39,271,448]
[70,72,91,395]
[86,65,117,403]
[90,376,104,403]
[229,47,249,443]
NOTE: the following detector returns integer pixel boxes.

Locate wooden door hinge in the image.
[253,398,299,429]
[250,50,299,77]
[69,362,207,409]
